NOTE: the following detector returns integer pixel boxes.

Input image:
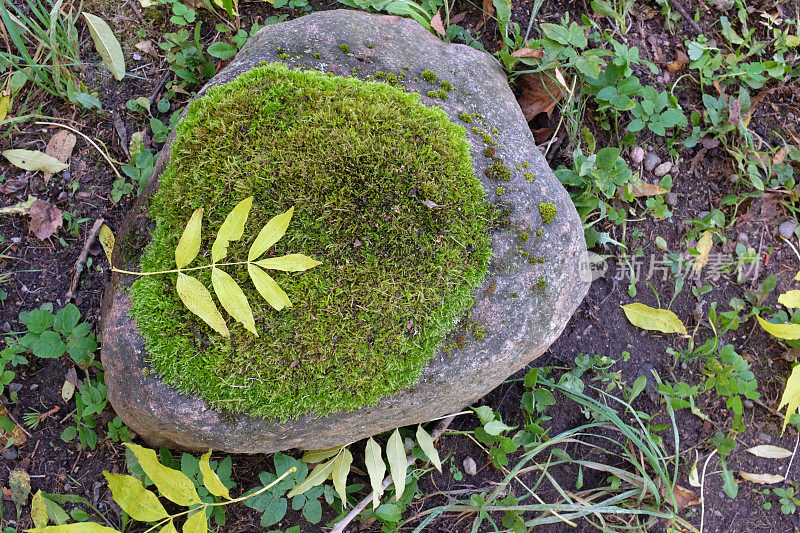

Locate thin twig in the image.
[66,218,104,300]
[329,415,457,533]
[699,450,717,533]
[785,409,800,484]
[668,0,703,34]
[0,398,33,438]
[35,121,123,181]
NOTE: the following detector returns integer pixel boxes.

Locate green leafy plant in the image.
[17,303,98,368]
[60,374,107,450]
[113,198,322,338]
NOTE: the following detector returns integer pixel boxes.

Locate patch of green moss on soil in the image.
[129,63,492,421]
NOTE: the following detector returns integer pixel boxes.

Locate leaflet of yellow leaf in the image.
[248,264,292,310]
[757,315,800,340]
[124,443,202,507]
[795,271,800,281]
[103,473,169,522]
[211,267,257,335]
[256,254,322,272]
[331,447,353,509]
[199,450,230,499]
[621,303,687,335]
[175,208,203,268]
[211,196,252,262]
[693,230,712,272]
[779,290,800,309]
[302,445,345,464]
[778,364,800,434]
[31,490,48,528]
[98,224,115,264]
[176,273,230,338]
[248,206,294,260]
[183,509,208,533]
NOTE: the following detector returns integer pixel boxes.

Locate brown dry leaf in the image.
[647,35,662,62]
[450,11,466,23]
[430,10,446,36]
[630,182,669,197]
[728,99,742,125]
[739,471,785,484]
[666,61,685,73]
[738,191,784,226]
[661,483,700,509]
[482,0,495,17]
[773,147,787,166]
[516,72,565,121]
[511,47,544,58]
[134,40,159,58]
[0,404,28,447]
[531,127,553,143]
[43,130,77,184]
[0,177,27,195]
[700,136,720,149]
[28,199,62,241]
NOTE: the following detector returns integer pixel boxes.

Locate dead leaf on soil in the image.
[693,230,713,273]
[431,10,446,36]
[738,191,783,226]
[0,177,27,195]
[482,0,494,17]
[511,47,544,58]
[773,146,787,166]
[28,199,63,241]
[134,40,159,58]
[647,35,662,62]
[0,404,27,447]
[62,366,78,403]
[531,127,553,143]
[728,99,742,125]
[629,182,669,197]
[661,483,700,509]
[449,11,466,24]
[739,471,785,484]
[700,136,720,149]
[746,444,793,459]
[516,71,566,122]
[43,130,77,184]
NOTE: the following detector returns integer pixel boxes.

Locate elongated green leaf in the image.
[211,267,257,335]
[175,208,203,269]
[248,264,291,310]
[364,438,385,510]
[758,315,800,340]
[386,429,407,500]
[255,254,322,272]
[332,447,353,508]
[82,13,125,81]
[302,445,345,464]
[176,273,229,338]
[248,206,294,260]
[182,509,207,533]
[31,490,48,528]
[199,451,230,499]
[26,524,121,533]
[287,457,337,498]
[103,473,168,522]
[2,149,68,173]
[211,197,252,262]
[779,290,800,309]
[415,425,442,472]
[621,303,687,335]
[124,443,201,506]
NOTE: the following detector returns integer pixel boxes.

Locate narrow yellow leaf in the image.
[124,444,202,507]
[621,303,687,335]
[745,445,793,459]
[364,438,385,510]
[211,197,252,262]
[103,473,169,522]
[248,206,294,261]
[386,429,408,500]
[175,208,203,269]
[795,271,800,281]
[176,273,229,338]
[211,267,257,335]
[287,457,337,498]
[98,224,115,264]
[26,524,122,532]
[248,264,292,310]
[199,451,230,499]
[739,471,785,485]
[694,230,712,272]
[302,445,345,464]
[182,509,207,533]
[331,448,353,508]
[757,315,800,340]
[779,365,800,434]
[31,490,48,528]
[0,95,9,122]
[2,149,68,173]
[779,290,800,309]
[255,254,322,272]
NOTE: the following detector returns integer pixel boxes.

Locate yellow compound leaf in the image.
[694,230,712,272]
[182,509,207,533]
[287,457,337,498]
[98,224,115,264]
[779,290,800,309]
[176,273,230,338]
[248,264,292,310]
[175,208,203,269]
[255,254,322,272]
[778,364,800,435]
[103,473,169,522]
[386,429,407,500]
[211,197,252,262]
[199,451,230,499]
[248,206,294,261]
[124,444,202,507]
[331,447,353,508]
[364,438,385,510]
[211,267,257,335]
[31,490,48,528]
[621,303,687,335]
[302,445,345,464]
[757,315,800,340]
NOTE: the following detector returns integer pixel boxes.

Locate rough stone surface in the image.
[101,9,589,453]
[644,153,661,173]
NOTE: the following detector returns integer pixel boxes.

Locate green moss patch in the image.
[129,63,492,420]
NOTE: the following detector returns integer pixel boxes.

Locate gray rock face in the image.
[101,9,589,453]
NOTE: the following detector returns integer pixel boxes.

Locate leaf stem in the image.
[111,261,253,277]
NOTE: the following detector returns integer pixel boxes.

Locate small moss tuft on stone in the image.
[538,202,557,224]
[459,113,475,124]
[339,43,350,54]
[279,53,290,60]
[496,186,506,196]
[522,161,530,169]
[524,173,535,182]
[473,325,486,340]
[312,52,321,59]
[485,160,511,181]
[421,70,437,83]
[483,146,496,158]
[520,232,529,242]
[440,80,453,91]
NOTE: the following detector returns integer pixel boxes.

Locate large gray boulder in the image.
[101,9,589,453]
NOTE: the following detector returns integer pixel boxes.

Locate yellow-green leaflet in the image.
[693,230,712,272]
[2,149,68,173]
[302,445,345,464]
[287,456,338,498]
[621,303,687,335]
[125,443,202,506]
[248,264,292,310]
[211,196,252,262]
[175,208,203,268]
[99,224,115,264]
[182,509,207,533]
[779,364,800,434]
[386,429,407,500]
[255,254,322,272]
[757,315,800,340]
[211,267,257,335]
[176,273,229,338]
[415,425,442,472]
[332,448,353,507]
[159,521,178,533]
[248,206,294,260]
[103,472,168,522]
[199,451,230,499]
[779,290,800,309]
[82,13,125,81]
[25,524,121,533]
[795,271,800,281]
[364,438,385,510]
[30,490,48,528]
